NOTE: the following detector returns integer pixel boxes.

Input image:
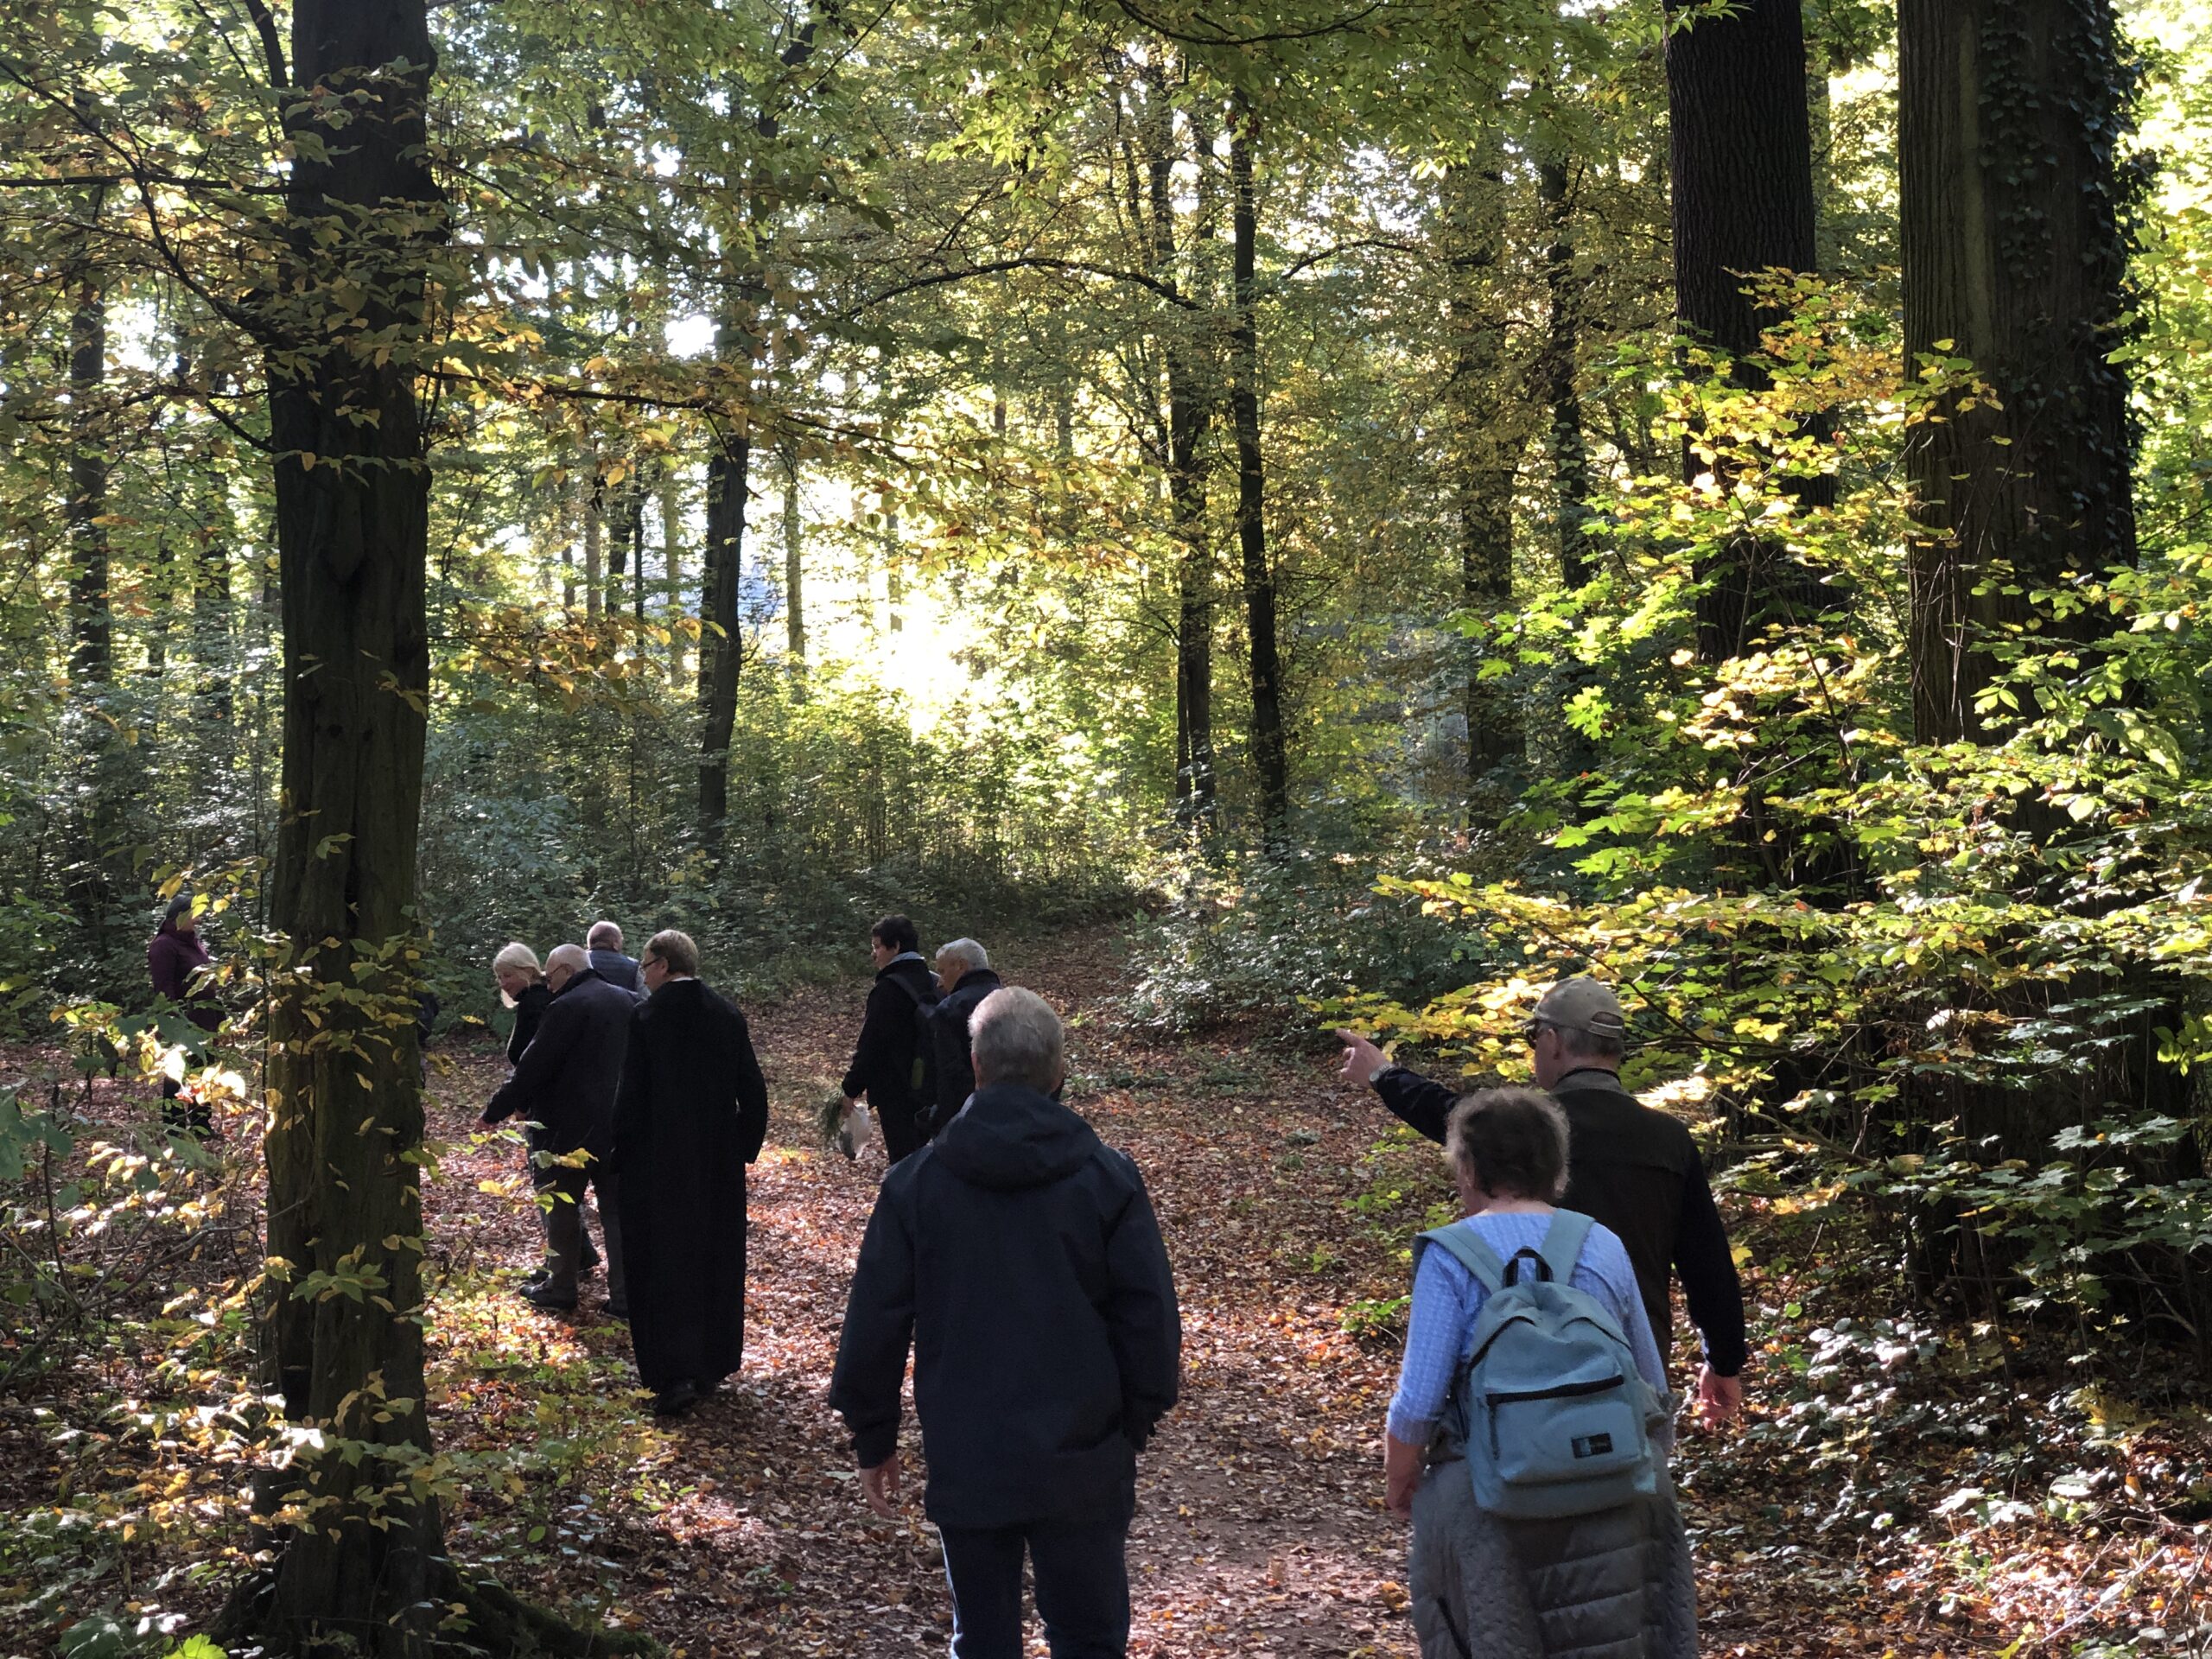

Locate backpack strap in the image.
[1537,1210,1595,1286]
[1415,1224,1509,1295]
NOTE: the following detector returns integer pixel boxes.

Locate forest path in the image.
[423,930,1420,1656]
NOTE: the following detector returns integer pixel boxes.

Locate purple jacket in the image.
[148,922,221,1033]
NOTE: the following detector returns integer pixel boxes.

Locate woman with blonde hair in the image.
[492,942,550,1073]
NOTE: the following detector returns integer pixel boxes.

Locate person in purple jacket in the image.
[147,894,222,1135]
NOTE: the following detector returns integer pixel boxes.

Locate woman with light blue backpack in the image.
[1384,1088,1696,1658]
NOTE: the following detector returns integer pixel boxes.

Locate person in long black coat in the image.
[611,928,770,1417]
[838,913,938,1162]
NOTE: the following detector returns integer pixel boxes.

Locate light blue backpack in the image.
[1415,1211,1661,1520]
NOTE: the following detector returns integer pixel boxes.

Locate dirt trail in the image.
[424,933,1419,1656]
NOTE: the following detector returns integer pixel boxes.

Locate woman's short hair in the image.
[645,929,700,977]
[969,987,1065,1092]
[1445,1087,1571,1202]
[871,913,920,956]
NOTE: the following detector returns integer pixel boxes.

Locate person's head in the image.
[587,920,624,953]
[491,941,543,1006]
[161,893,197,938]
[1526,976,1628,1089]
[869,914,920,968]
[935,937,989,989]
[641,928,698,993]
[1445,1087,1571,1214]
[969,987,1066,1095]
[544,943,588,994]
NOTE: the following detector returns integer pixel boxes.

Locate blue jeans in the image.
[938,1515,1130,1659]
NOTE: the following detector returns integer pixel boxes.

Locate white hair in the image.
[935,938,989,978]
[587,920,623,950]
[969,987,1065,1092]
[545,943,588,977]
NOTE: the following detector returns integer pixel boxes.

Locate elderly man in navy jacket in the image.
[483,944,634,1314]
[831,988,1180,1659]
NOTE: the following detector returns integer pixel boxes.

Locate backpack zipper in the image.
[1484,1373,1625,1406]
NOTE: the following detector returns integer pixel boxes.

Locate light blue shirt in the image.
[1386,1210,1669,1448]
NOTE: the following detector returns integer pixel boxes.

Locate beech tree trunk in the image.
[1664,0,1824,661]
[1537,158,1596,588]
[698,416,749,853]
[780,440,805,667]
[1899,0,2139,742]
[1229,90,1287,835]
[659,463,684,682]
[251,3,445,1649]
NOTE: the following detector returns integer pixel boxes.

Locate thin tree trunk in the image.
[698,416,748,852]
[780,439,805,667]
[194,523,233,724]
[1665,0,1824,661]
[1229,89,1287,835]
[1899,0,2139,742]
[582,463,603,619]
[1537,157,1597,587]
[65,198,113,940]
[249,4,445,1648]
[659,462,683,682]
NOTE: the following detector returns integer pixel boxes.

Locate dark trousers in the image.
[877,1099,924,1165]
[938,1516,1131,1659]
[539,1164,625,1303]
[160,1040,213,1136]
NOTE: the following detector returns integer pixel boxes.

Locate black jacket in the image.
[505,981,552,1069]
[839,955,938,1116]
[588,949,644,995]
[924,967,1003,1132]
[483,969,633,1160]
[611,977,770,1390]
[830,1082,1182,1530]
[1376,1065,1748,1376]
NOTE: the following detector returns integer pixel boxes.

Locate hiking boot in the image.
[519,1283,577,1313]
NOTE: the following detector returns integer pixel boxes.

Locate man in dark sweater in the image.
[838,914,939,1163]
[483,944,634,1314]
[919,935,1002,1140]
[1338,976,1747,1428]
[586,920,645,996]
[832,987,1180,1658]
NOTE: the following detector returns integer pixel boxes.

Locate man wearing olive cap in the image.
[1338,976,1747,1429]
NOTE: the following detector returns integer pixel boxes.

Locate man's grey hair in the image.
[546,943,588,977]
[1560,1026,1625,1064]
[935,937,989,978]
[969,987,1065,1092]
[587,920,623,950]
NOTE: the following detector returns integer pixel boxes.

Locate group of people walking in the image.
[145,888,1748,1657]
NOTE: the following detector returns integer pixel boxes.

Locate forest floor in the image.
[3,928,2209,1656]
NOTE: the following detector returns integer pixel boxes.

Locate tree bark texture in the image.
[698,424,749,852]
[253,3,444,1650]
[659,463,684,682]
[1664,0,1824,660]
[1537,158,1597,588]
[1898,0,2139,742]
[780,440,805,667]
[1229,91,1287,834]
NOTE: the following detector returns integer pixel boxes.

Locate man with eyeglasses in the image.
[1337,976,1746,1429]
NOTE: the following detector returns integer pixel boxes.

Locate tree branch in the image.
[238,0,288,89]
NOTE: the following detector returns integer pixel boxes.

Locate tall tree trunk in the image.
[1141,71,1217,828]
[194,522,233,725]
[659,462,684,682]
[1537,157,1597,587]
[1443,153,1522,783]
[1899,0,2139,743]
[582,464,603,619]
[1229,89,1287,835]
[65,196,115,944]
[248,3,446,1648]
[1664,0,1824,661]
[698,415,748,853]
[780,439,805,668]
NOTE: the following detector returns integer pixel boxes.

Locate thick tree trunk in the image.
[1665,0,1824,661]
[1537,158,1597,588]
[1898,0,2139,743]
[250,4,445,1650]
[698,421,748,853]
[1229,90,1287,835]
[1443,155,1522,783]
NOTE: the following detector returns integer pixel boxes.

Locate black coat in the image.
[838,955,938,1119]
[482,969,633,1159]
[1375,1065,1747,1376]
[610,977,770,1391]
[923,968,1002,1133]
[830,1082,1182,1530]
[505,981,551,1069]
